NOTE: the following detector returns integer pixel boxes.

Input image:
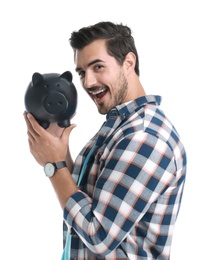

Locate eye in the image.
[94,64,104,71]
[78,70,85,78]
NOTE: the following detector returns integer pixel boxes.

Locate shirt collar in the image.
[106,95,162,120]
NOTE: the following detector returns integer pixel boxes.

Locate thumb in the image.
[61,124,76,142]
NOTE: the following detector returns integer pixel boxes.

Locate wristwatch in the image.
[44,161,67,177]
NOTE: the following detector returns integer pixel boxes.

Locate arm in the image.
[66,145,74,173]
[44,121,74,172]
[24,112,78,209]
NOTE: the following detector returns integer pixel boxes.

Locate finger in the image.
[24,112,36,140]
[61,124,76,142]
[27,129,36,144]
[26,113,46,137]
[24,112,35,131]
[23,111,31,128]
[24,113,39,142]
[28,136,33,147]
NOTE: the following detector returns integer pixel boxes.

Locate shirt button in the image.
[122,113,126,119]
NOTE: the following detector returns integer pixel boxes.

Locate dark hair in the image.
[69,21,140,76]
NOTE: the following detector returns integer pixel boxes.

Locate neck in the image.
[126,76,146,102]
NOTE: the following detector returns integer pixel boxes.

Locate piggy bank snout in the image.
[44,92,68,114]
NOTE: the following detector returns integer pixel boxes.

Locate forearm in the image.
[49,167,79,209]
[65,145,74,172]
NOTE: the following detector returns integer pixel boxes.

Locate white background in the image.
[0,0,218,259]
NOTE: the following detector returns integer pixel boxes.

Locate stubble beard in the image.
[97,71,128,115]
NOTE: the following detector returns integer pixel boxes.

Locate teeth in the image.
[88,88,106,95]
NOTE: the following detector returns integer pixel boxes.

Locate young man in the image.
[24,21,187,259]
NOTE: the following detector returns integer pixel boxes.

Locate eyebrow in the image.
[75,59,104,73]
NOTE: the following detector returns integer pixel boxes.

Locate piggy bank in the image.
[24,71,77,129]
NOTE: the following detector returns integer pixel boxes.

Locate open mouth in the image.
[88,86,108,99]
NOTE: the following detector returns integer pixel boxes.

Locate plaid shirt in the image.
[63,95,187,260]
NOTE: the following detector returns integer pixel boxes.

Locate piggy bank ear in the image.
[32,72,44,86]
[60,71,72,83]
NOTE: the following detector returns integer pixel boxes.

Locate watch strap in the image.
[54,161,67,170]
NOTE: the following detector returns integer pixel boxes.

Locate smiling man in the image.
[24,21,187,259]
[74,38,141,115]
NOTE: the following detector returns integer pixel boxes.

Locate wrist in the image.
[44,161,67,177]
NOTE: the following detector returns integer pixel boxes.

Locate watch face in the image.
[44,163,55,177]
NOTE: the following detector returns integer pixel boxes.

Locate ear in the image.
[124,52,136,75]
[60,71,73,83]
[32,72,44,86]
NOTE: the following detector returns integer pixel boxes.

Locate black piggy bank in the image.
[24,71,77,129]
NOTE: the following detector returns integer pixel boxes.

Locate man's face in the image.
[75,39,129,114]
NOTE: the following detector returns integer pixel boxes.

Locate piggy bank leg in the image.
[58,119,70,128]
[39,121,50,129]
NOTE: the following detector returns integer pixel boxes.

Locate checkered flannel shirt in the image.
[63,95,187,259]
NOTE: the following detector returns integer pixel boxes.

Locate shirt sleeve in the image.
[64,131,177,257]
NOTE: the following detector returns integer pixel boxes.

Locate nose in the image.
[83,71,97,89]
